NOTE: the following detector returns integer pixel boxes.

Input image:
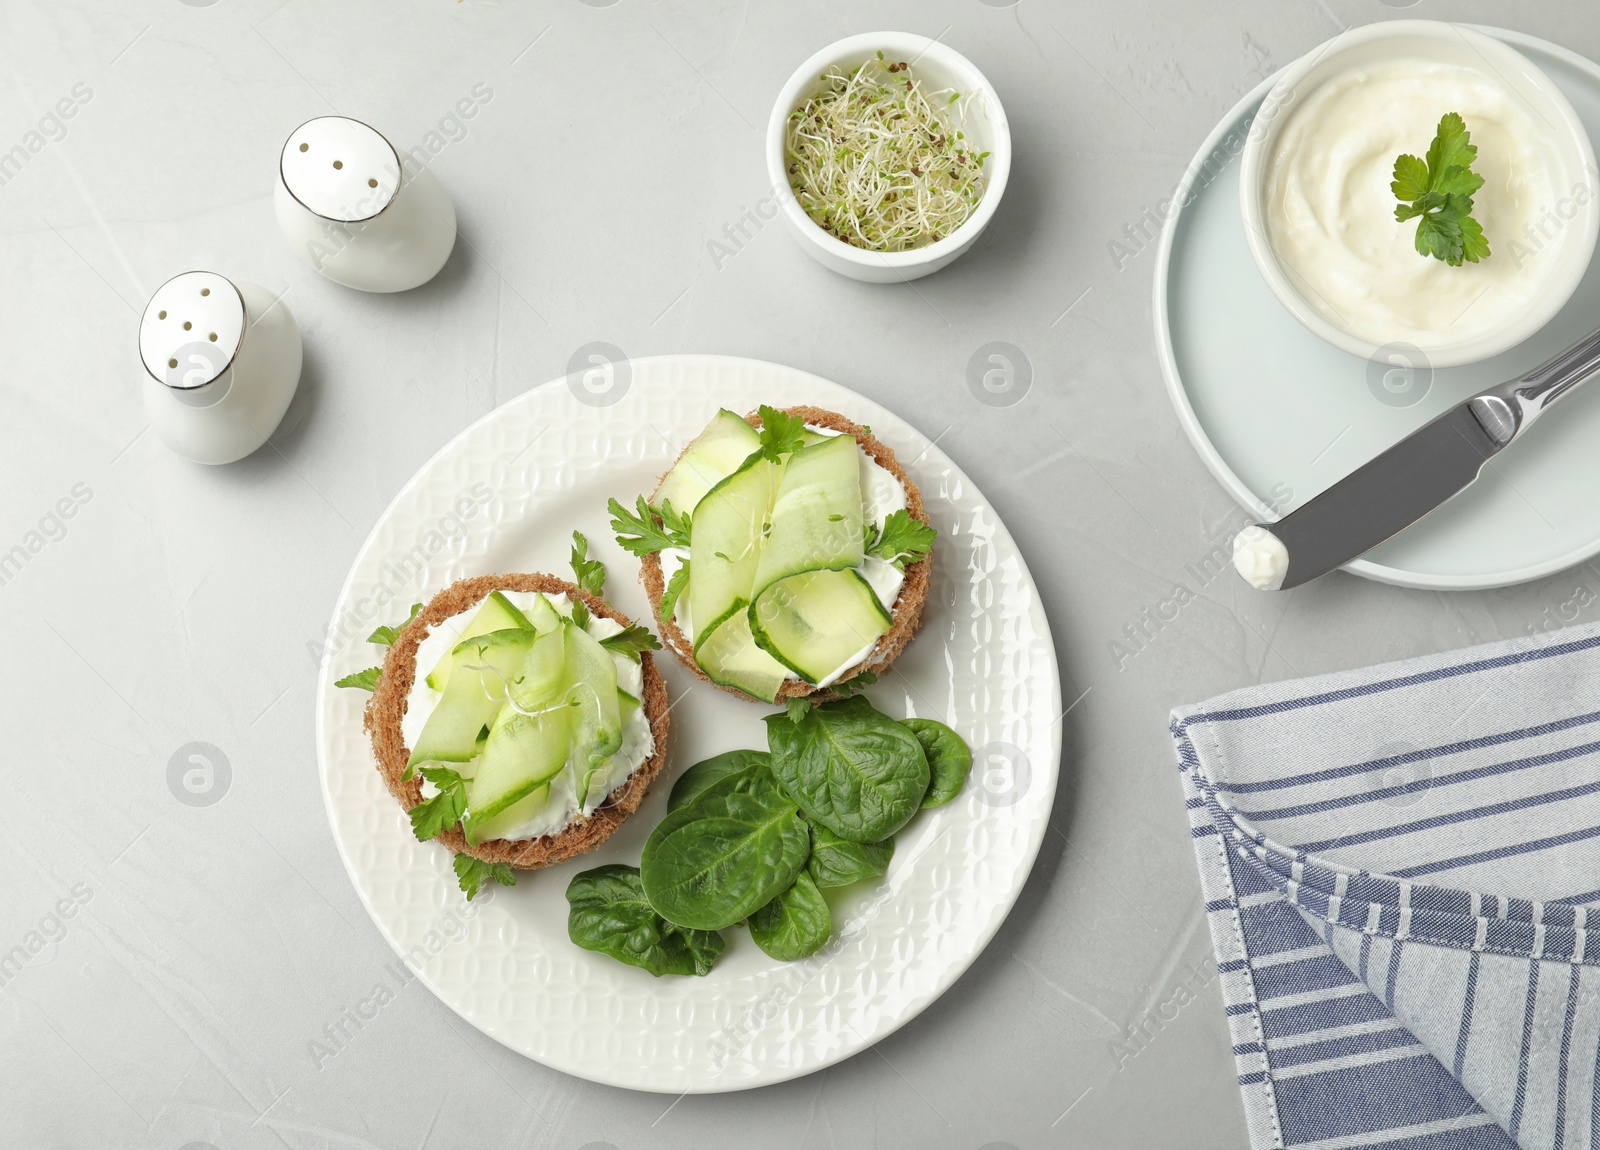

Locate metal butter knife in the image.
[1232,326,1600,591]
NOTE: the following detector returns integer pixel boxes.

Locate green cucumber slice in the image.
[506,621,566,708]
[695,606,792,703]
[617,687,641,723]
[522,592,562,633]
[689,454,778,650]
[423,590,535,691]
[751,432,863,598]
[464,707,568,843]
[464,783,550,844]
[565,621,622,806]
[409,628,537,767]
[750,568,892,683]
[463,627,571,841]
[653,408,761,516]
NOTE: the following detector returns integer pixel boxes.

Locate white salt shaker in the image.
[138,271,303,465]
[274,116,457,293]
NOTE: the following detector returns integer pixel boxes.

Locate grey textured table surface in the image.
[5,1,1597,1147]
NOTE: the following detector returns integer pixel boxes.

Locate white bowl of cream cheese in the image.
[1240,20,1600,367]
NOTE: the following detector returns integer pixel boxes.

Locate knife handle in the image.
[1479,325,1600,444]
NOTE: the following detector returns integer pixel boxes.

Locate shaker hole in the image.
[332,160,343,170]
[168,358,178,369]
[183,321,192,331]
[368,178,378,188]
[208,332,218,342]
[200,287,210,296]
[158,310,167,319]
[299,142,309,152]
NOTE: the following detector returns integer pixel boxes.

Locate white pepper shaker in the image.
[274,116,457,293]
[138,271,303,465]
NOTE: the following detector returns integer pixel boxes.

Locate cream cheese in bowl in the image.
[1240,21,1600,367]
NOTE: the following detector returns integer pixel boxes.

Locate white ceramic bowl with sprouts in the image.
[766,32,1012,283]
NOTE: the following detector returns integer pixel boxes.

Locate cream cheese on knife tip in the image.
[1232,526,1289,591]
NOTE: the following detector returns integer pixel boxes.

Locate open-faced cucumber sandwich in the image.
[608,405,936,704]
[342,533,668,900]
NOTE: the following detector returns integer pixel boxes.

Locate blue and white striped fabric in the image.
[1173,622,1600,1150]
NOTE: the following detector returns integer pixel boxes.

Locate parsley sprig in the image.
[336,603,424,692]
[756,404,806,460]
[570,531,606,597]
[409,766,470,842]
[660,561,691,624]
[454,853,516,900]
[367,603,422,647]
[599,624,663,661]
[785,670,879,723]
[865,510,937,570]
[609,495,692,557]
[569,530,606,628]
[1391,112,1490,266]
[335,667,382,692]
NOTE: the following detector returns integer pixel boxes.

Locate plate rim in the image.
[1152,25,1600,591]
[313,353,1064,1092]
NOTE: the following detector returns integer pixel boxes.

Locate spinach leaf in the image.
[667,749,772,812]
[900,718,971,808]
[808,824,894,889]
[748,871,831,961]
[764,695,929,843]
[565,864,725,977]
[640,770,811,930]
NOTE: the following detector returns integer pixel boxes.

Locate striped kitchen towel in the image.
[1173,621,1600,1150]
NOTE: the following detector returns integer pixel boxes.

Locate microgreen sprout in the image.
[785,56,990,251]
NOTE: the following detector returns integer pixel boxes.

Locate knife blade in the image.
[1232,326,1600,590]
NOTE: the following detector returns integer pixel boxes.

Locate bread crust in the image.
[639,405,931,703]
[363,572,670,870]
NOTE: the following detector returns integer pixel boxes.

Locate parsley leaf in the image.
[1457,211,1490,264]
[409,766,469,842]
[783,670,879,723]
[757,404,805,460]
[367,603,422,647]
[660,561,691,624]
[1391,112,1490,267]
[336,667,382,692]
[1390,153,1431,203]
[599,624,662,661]
[609,495,692,557]
[570,530,606,597]
[454,853,516,900]
[832,670,878,695]
[865,510,937,570]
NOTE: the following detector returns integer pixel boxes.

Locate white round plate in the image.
[315,355,1062,1093]
[1156,27,1600,590]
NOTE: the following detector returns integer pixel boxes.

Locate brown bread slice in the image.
[638,405,931,703]
[363,572,670,870]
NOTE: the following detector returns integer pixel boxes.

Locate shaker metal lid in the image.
[139,271,245,390]
[280,116,401,223]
